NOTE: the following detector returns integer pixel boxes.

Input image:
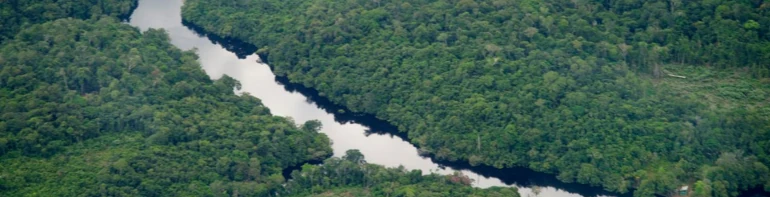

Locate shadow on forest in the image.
[282,159,324,180]
[118,0,140,22]
[180,20,769,197]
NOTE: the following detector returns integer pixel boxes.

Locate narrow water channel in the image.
[127,0,622,196]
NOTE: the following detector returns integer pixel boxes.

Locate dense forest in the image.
[182,0,770,196]
[0,17,327,196]
[0,1,519,196]
[0,0,137,44]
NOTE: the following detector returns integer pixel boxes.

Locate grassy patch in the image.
[659,65,770,114]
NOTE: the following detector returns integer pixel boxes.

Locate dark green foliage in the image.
[0,18,333,196]
[0,0,137,44]
[0,9,521,197]
[284,151,519,197]
[181,0,770,196]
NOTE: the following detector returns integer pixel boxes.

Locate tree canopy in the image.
[182,0,770,196]
[0,2,520,196]
[0,17,333,196]
[0,0,137,44]
[284,151,519,197]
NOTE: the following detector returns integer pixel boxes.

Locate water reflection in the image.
[272,74,626,197]
[127,0,625,196]
[185,18,770,197]
[181,14,624,197]
[181,20,257,59]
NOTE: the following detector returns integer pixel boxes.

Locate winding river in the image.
[126,0,626,196]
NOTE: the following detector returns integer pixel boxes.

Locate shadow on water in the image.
[180,20,626,197]
[180,20,769,197]
[181,20,258,59]
[271,72,629,197]
[738,187,770,197]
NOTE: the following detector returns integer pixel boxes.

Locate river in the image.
[126,0,626,196]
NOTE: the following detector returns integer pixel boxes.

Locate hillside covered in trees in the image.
[182,0,770,196]
[0,1,520,196]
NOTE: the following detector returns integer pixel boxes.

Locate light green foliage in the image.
[182,0,770,196]
[744,20,761,30]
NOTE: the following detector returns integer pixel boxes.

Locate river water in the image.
[126,0,623,196]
